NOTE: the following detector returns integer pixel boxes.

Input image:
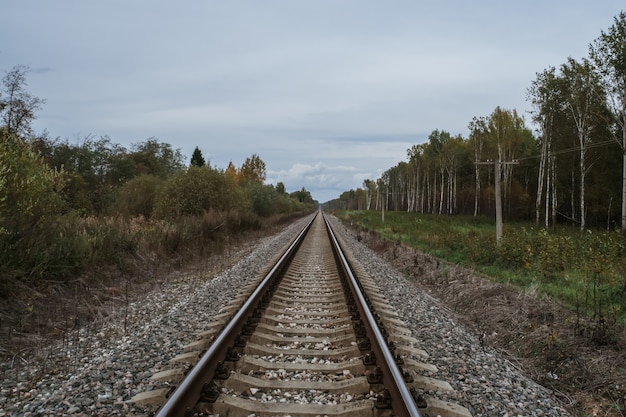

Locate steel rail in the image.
[155,212,317,417]
[323,213,421,417]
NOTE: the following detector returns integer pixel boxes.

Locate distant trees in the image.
[155,166,245,218]
[291,187,315,205]
[131,138,185,178]
[330,112,533,218]
[0,67,316,287]
[328,89,615,229]
[468,116,489,216]
[527,55,615,230]
[329,12,625,231]
[1,136,315,287]
[35,135,185,214]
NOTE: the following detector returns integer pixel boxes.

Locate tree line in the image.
[0,66,316,289]
[327,12,626,232]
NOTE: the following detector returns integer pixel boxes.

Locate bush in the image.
[111,174,162,218]
[0,135,76,283]
[245,183,275,217]
[154,166,250,219]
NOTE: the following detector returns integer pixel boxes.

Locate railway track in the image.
[131,212,471,417]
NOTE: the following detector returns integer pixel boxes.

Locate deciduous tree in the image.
[561,57,607,230]
[589,11,626,230]
[528,67,562,227]
[239,154,266,185]
[0,65,45,138]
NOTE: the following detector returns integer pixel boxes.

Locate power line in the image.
[515,139,619,162]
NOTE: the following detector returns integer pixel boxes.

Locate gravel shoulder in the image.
[0,213,591,416]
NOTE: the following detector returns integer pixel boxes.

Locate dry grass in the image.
[0,211,312,380]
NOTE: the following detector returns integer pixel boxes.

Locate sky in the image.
[1,1,622,203]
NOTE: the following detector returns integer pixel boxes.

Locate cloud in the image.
[3,0,622,204]
[268,162,371,202]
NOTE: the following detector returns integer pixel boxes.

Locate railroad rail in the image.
[131,211,471,417]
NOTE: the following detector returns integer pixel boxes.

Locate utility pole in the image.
[475,160,519,246]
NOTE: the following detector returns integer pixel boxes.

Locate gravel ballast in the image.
[0,213,572,416]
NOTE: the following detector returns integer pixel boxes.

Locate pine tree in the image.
[190,146,206,167]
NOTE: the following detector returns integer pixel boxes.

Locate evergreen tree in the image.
[190,146,206,167]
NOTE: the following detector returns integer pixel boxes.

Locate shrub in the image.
[245,183,275,217]
[0,135,78,283]
[154,166,249,219]
[111,174,162,218]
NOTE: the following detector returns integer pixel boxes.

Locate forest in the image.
[327,12,626,233]
[0,66,316,298]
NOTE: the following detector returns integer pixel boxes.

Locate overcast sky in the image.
[1,1,622,202]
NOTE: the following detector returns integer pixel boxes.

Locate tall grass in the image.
[0,208,296,297]
[338,210,626,324]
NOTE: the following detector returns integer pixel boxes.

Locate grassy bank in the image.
[337,210,626,327]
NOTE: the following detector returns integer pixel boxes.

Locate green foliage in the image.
[272,192,306,214]
[0,135,66,225]
[154,166,249,218]
[131,138,184,178]
[332,13,626,229]
[111,174,163,218]
[239,153,266,185]
[0,67,317,301]
[0,134,74,281]
[59,170,93,213]
[190,146,206,167]
[338,210,626,323]
[35,135,185,214]
[245,182,275,217]
[290,187,315,204]
[0,136,143,286]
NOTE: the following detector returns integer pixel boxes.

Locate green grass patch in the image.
[337,210,626,323]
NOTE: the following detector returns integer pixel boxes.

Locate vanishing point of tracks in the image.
[131,212,471,417]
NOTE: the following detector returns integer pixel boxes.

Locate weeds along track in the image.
[131,212,471,417]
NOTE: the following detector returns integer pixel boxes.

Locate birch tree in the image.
[589,11,626,231]
[468,116,489,216]
[363,179,376,210]
[561,57,606,230]
[528,67,562,226]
